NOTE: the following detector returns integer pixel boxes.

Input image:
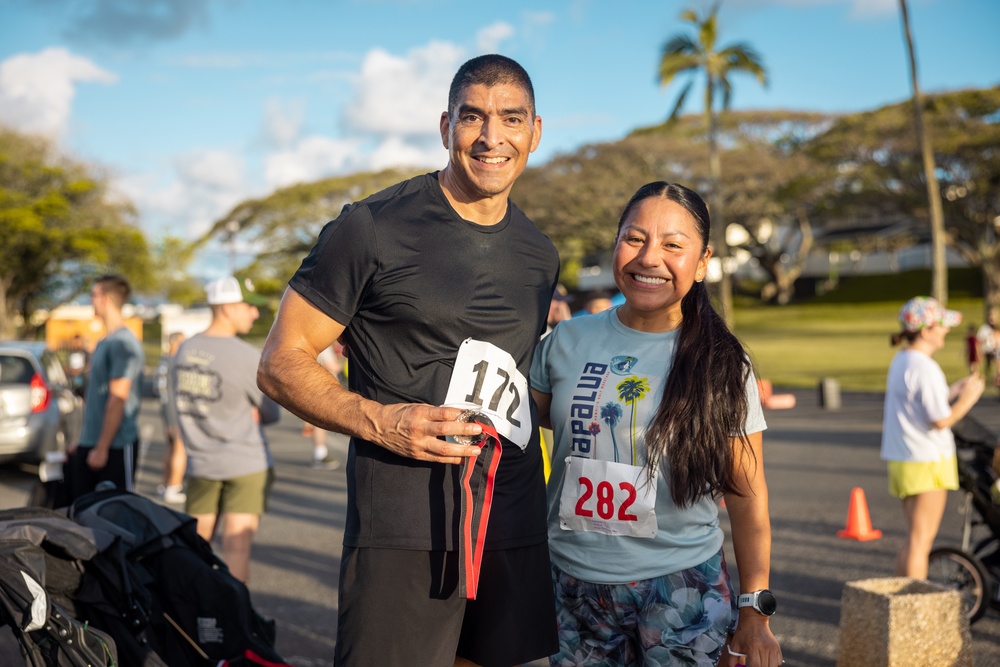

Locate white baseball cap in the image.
[205,276,268,306]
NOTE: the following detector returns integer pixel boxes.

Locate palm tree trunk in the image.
[630,401,637,466]
[705,78,733,327]
[899,0,947,304]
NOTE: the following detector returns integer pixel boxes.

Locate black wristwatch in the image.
[737,589,777,616]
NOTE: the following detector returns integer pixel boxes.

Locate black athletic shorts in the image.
[335,543,557,667]
[66,440,138,502]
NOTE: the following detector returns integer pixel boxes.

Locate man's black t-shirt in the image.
[290,172,560,551]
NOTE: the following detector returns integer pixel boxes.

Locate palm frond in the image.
[659,52,700,87]
[668,81,695,121]
[661,34,699,58]
[720,44,769,85]
[700,9,718,53]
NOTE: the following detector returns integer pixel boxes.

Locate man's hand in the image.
[373,404,486,464]
[86,446,109,471]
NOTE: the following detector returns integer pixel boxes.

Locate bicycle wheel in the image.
[928,546,990,623]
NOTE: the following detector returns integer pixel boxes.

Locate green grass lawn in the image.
[736,298,986,392]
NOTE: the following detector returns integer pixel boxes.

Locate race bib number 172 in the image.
[444,339,531,450]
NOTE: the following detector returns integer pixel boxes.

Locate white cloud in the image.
[175,150,245,191]
[261,98,307,148]
[476,22,515,54]
[125,149,251,238]
[343,41,464,137]
[0,47,117,138]
[522,11,556,37]
[125,36,477,243]
[524,11,557,27]
[366,135,446,173]
[264,135,366,189]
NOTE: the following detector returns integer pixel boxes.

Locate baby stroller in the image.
[926,415,1000,623]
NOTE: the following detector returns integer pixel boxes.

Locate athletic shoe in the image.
[159,484,187,504]
[311,454,341,470]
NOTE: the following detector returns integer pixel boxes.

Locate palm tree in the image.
[658,3,767,326]
[899,0,947,304]
[616,377,651,465]
[588,422,601,453]
[600,402,623,463]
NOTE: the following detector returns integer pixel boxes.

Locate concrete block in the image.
[836,577,972,667]
[819,377,841,410]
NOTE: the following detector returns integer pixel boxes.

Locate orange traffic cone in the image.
[837,487,882,541]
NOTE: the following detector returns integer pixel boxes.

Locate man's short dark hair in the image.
[94,274,131,307]
[448,54,535,117]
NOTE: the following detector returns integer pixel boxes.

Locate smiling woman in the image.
[530,181,783,667]
[612,192,711,333]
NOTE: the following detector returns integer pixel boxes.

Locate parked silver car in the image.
[0,341,84,466]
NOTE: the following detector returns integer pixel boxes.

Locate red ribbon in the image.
[458,421,502,600]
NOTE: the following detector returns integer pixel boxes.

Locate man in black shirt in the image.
[259,55,559,667]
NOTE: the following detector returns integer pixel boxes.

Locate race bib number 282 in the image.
[443,339,531,450]
[558,457,657,538]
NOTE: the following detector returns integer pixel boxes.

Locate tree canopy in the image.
[197,168,424,291]
[805,86,1000,312]
[0,126,151,338]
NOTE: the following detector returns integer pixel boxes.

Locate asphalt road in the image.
[1,387,999,666]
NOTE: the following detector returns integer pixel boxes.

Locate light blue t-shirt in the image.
[80,327,145,449]
[530,306,766,584]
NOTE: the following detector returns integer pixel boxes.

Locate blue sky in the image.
[1,0,997,277]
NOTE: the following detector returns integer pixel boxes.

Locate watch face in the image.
[758,590,777,615]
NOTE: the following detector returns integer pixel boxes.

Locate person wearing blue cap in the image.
[881,296,985,578]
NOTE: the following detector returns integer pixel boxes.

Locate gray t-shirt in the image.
[80,327,145,449]
[172,333,280,479]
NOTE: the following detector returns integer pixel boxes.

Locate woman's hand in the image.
[722,614,782,666]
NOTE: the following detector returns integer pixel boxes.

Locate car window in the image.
[42,351,69,386]
[0,355,34,384]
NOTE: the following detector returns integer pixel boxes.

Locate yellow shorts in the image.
[887,456,959,499]
[185,468,274,516]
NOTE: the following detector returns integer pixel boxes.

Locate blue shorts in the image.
[550,550,735,667]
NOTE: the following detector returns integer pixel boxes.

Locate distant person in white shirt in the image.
[881,297,984,578]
